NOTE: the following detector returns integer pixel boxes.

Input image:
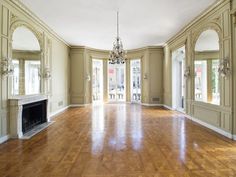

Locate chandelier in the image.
[109,12,127,64]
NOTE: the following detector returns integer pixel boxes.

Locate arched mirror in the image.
[194,29,220,105]
[11,26,41,96]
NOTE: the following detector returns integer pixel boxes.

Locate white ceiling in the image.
[12,26,40,51]
[20,0,217,50]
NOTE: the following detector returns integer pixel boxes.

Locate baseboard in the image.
[70,104,90,107]
[185,114,233,139]
[141,103,163,106]
[0,135,10,144]
[163,105,174,110]
[49,106,70,118]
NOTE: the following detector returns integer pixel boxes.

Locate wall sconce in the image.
[218,58,230,77]
[143,73,148,80]
[86,74,90,81]
[1,57,14,76]
[184,66,191,78]
[43,67,51,79]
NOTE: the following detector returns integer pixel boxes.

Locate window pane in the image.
[194,60,207,102]
[25,60,40,95]
[194,59,220,105]
[212,60,220,105]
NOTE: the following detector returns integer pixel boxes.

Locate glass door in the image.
[92,59,103,103]
[108,63,126,102]
[172,46,186,112]
[130,59,141,103]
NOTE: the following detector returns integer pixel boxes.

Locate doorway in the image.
[130,59,141,103]
[92,59,103,103]
[108,63,126,102]
[172,46,186,112]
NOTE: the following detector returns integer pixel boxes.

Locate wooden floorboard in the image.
[0,103,236,177]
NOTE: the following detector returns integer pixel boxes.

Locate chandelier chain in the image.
[109,11,127,64]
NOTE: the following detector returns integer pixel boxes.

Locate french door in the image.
[92,59,103,102]
[172,46,185,112]
[130,59,141,103]
[108,63,126,102]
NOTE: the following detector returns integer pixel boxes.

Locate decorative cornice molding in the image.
[7,0,70,47]
[6,0,228,50]
[70,45,163,53]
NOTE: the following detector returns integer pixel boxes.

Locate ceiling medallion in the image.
[109,12,127,64]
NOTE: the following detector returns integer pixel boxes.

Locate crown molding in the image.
[129,46,163,52]
[6,0,226,50]
[165,0,229,46]
[7,0,70,47]
[70,45,163,53]
[70,46,110,52]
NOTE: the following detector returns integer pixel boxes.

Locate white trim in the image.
[49,106,70,118]
[0,135,10,144]
[233,135,236,141]
[163,105,175,110]
[70,104,90,107]
[130,102,142,105]
[141,103,163,107]
[185,114,233,139]
[176,108,186,114]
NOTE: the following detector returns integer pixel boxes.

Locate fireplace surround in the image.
[9,95,49,138]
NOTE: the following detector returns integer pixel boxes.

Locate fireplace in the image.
[9,95,49,138]
[22,100,47,134]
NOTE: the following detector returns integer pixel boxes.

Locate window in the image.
[194,29,220,105]
[194,59,220,105]
[25,60,41,95]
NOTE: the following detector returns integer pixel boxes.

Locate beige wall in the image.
[50,38,70,113]
[0,0,70,139]
[70,46,164,105]
[163,0,234,136]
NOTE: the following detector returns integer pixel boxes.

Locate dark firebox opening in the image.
[22,100,47,134]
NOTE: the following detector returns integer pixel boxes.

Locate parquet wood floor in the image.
[1,104,236,177]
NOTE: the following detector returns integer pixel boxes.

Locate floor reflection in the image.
[130,105,143,150]
[91,104,105,154]
[2,104,236,177]
[179,119,186,161]
[172,116,186,161]
[91,104,144,151]
[115,104,127,150]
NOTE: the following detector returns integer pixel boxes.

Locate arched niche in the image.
[9,22,45,96]
[193,27,221,105]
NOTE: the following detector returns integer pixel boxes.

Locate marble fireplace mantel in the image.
[9,94,49,138]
